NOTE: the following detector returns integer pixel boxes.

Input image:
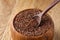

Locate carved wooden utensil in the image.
[27,0,60,27]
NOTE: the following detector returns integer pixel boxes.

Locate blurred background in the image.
[0,0,60,40]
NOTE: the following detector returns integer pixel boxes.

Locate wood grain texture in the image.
[0,0,60,40]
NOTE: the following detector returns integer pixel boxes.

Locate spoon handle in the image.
[39,0,60,16]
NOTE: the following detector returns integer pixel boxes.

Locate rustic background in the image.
[0,0,60,40]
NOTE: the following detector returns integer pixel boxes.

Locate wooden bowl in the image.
[10,9,54,40]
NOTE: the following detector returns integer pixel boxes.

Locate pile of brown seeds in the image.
[13,9,54,36]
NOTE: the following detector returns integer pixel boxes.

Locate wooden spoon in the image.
[27,0,60,27]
